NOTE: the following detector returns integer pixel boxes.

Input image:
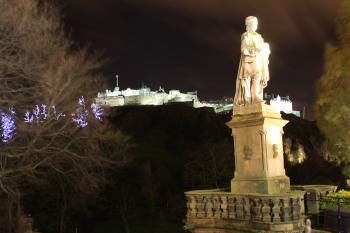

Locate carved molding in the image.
[273,144,279,158]
[259,130,268,171]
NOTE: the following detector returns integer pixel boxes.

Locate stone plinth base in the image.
[184,189,305,233]
[226,102,290,194]
[231,176,290,194]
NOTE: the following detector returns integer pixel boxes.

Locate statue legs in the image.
[251,74,263,103]
[234,76,251,105]
[235,60,266,105]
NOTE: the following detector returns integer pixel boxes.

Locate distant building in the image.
[97,85,209,107]
[97,86,170,106]
[96,82,300,116]
[264,93,300,117]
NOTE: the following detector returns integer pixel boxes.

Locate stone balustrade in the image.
[185,189,305,233]
[291,185,337,215]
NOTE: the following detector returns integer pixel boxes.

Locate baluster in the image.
[243,197,251,220]
[252,198,262,222]
[291,198,300,220]
[196,196,206,217]
[205,196,214,218]
[221,196,228,218]
[190,196,197,218]
[250,198,257,221]
[280,198,291,221]
[271,198,281,223]
[213,196,222,218]
[228,196,237,219]
[261,198,271,222]
[257,198,263,222]
[235,196,244,219]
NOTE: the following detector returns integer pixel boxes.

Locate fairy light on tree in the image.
[41,104,48,120]
[24,104,67,124]
[33,105,41,122]
[72,96,89,128]
[23,98,101,126]
[1,106,16,143]
[24,111,33,123]
[52,105,65,120]
[91,103,103,121]
[0,0,125,231]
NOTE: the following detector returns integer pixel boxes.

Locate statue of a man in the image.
[234,16,270,106]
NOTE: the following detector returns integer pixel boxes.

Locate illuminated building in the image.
[96,83,300,116]
[264,94,301,117]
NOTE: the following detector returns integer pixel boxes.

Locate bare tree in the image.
[0,0,129,232]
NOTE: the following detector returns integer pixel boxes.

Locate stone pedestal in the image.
[184,103,306,233]
[226,103,290,194]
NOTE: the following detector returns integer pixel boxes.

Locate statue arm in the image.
[261,42,270,87]
[263,42,270,57]
[241,33,262,56]
[241,33,254,56]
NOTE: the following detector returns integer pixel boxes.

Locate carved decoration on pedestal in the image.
[243,145,253,160]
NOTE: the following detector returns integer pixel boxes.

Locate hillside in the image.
[27,105,345,233]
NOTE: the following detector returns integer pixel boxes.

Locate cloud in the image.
[128,0,341,52]
[62,0,341,53]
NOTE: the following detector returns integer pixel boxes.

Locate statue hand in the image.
[261,80,267,88]
[247,47,260,56]
[248,48,255,55]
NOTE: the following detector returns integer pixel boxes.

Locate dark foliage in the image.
[26,106,346,233]
[84,106,344,233]
[282,113,345,186]
[85,104,234,233]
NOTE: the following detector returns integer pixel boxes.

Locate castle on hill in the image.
[97,85,201,107]
[96,82,300,116]
[264,93,301,117]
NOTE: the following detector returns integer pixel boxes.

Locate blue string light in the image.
[72,96,89,128]
[1,106,16,143]
[2,96,103,142]
[24,111,33,123]
[52,105,65,120]
[91,103,103,121]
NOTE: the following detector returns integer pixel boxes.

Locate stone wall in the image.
[185,189,305,233]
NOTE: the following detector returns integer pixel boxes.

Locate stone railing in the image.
[185,189,305,232]
[291,185,337,215]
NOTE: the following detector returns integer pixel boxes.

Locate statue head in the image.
[245,16,258,32]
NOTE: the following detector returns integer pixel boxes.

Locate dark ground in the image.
[25,104,345,233]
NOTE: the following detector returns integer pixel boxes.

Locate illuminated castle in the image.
[96,76,300,116]
[96,85,203,107]
[264,93,301,117]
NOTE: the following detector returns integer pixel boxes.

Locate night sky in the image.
[60,0,341,119]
